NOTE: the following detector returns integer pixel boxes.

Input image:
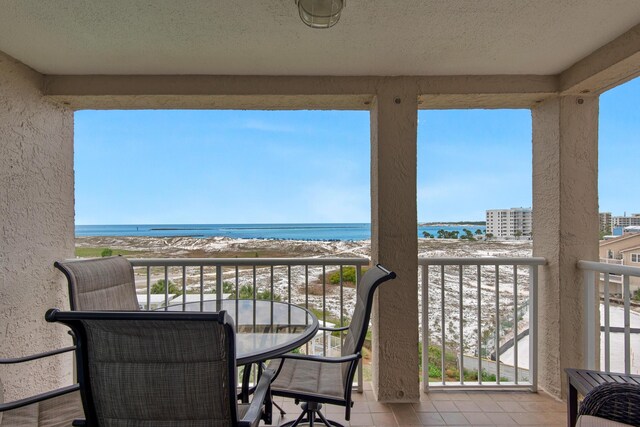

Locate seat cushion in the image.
[1,390,83,427]
[269,358,344,402]
[577,415,634,427]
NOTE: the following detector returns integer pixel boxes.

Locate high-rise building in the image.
[485,208,532,239]
[612,213,640,228]
[599,212,612,232]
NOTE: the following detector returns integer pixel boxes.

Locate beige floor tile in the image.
[453,401,482,412]
[478,402,504,413]
[351,401,373,413]
[350,412,374,426]
[440,412,470,425]
[485,412,516,424]
[417,412,447,426]
[412,401,438,413]
[371,411,399,427]
[462,411,495,425]
[429,392,470,401]
[509,411,553,425]
[389,403,421,425]
[495,401,526,412]
[432,401,458,412]
[367,401,393,413]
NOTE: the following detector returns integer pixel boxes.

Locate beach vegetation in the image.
[437,229,459,239]
[422,231,435,238]
[100,248,113,257]
[459,228,476,241]
[231,284,281,301]
[75,247,140,258]
[328,266,367,285]
[475,229,483,235]
[151,279,183,296]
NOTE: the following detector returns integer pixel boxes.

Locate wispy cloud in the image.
[242,119,296,133]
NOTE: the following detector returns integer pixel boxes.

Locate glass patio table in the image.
[162,299,319,365]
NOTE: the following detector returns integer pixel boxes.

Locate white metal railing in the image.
[578,260,640,374]
[129,257,369,389]
[419,257,545,391]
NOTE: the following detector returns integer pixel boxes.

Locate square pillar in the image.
[532,95,600,398]
[0,52,75,400]
[370,81,419,402]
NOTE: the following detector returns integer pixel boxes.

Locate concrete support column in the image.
[532,95,600,399]
[0,52,75,400]
[370,80,419,402]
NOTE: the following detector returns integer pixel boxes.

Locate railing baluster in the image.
[322,265,326,355]
[513,265,518,384]
[164,266,169,311]
[530,264,538,392]
[495,265,500,385]
[458,265,464,385]
[604,272,610,372]
[422,264,429,392]
[356,264,363,393]
[477,265,482,385]
[216,265,223,300]
[440,265,445,385]
[146,266,150,311]
[200,265,204,312]
[182,265,187,311]
[624,274,631,375]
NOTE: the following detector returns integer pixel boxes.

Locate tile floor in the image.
[273,383,566,426]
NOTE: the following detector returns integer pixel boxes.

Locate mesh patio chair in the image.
[55,256,139,311]
[0,346,83,426]
[268,264,396,427]
[45,309,274,427]
[577,382,640,427]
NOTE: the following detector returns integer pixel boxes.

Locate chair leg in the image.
[279,402,345,427]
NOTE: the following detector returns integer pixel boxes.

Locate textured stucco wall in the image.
[0,52,74,400]
[370,81,420,402]
[532,95,599,399]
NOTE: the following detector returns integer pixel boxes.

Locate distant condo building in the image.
[599,212,612,232]
[612,213,640,228]
[485,208,532,240]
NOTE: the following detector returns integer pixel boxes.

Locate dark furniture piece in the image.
[0,346,83,426]
[54,256,139,311]
[46,309,275,427]
[579,382,640,426]
[268,264,396,427]
[567,368,640,427]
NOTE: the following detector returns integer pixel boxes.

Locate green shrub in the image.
[328,266,367,285]
[150,279,183,296]
[100,248,113,257]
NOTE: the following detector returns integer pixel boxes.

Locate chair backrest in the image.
[340,264,395,386]
[55,256,139,311]
[46,309,239,427]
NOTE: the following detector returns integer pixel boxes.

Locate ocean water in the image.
[76,223,486,241]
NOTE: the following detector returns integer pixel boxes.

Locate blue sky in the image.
[75,77,639,224]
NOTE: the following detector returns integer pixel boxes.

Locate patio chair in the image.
[577,382,640,427]
[54,256,139,311]
[45,309,274,427]
[268,264,396,427]
[0,346,83,426]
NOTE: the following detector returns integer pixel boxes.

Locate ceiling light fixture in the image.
[295,0,345,29]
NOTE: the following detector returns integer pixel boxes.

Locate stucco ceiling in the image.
[1,0,639,76]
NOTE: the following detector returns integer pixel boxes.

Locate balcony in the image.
[2,2,640,420]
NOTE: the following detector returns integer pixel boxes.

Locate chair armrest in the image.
[238,368,275,427]
[0,384,79,412]
[276,352,360,364]
[0,346,76,364]
[319,325,349,332]
[579,382,640,425]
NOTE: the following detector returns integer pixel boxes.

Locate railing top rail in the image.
[418,257,546,266]
[129,257,370,267]
[578,260,640,276]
